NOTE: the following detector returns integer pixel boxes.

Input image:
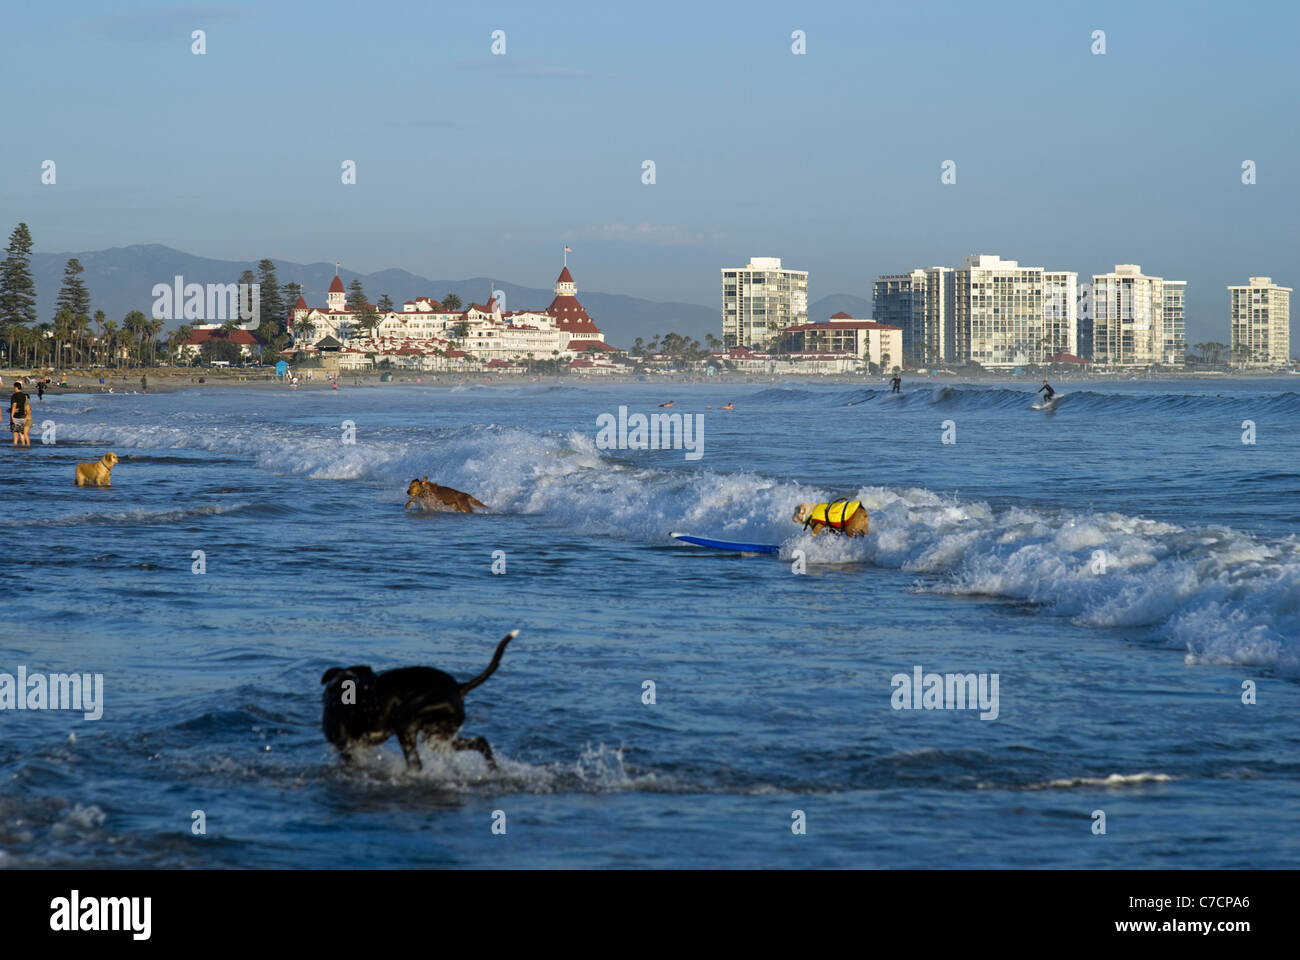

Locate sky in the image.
[3,0,1299,343]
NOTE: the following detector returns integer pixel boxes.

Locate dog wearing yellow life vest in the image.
[792,499,869,538]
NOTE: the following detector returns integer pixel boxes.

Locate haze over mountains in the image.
[28,245,872,346]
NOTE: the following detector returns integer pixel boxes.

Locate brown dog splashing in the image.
[405,477,487,513]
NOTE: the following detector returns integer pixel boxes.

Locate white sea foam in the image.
[50,405,1300,674]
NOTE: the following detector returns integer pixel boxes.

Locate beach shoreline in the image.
[1,365,1292,396]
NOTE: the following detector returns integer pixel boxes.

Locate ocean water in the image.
[2,378,1298,868]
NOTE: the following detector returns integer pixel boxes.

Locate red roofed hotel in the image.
[288,264,617,371]
[781,313,903,370]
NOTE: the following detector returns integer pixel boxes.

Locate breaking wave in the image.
[42,395,1300,675]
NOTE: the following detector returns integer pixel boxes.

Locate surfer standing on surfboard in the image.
[1037,380,1056,403]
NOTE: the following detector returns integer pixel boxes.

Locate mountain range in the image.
[28,245,873,345]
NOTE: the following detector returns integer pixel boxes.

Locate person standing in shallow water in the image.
[891,372,901,394]
[9,380,32,446]
[141,373,148,394]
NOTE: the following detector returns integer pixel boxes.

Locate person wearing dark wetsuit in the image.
[1037,380,1055,402]
[36,380,45,401]
[891,374,901,394]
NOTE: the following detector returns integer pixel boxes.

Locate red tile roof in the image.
[329,275,346,293]
[568,339,614,351]
[294,296,308,309]
[830,311,854,319]
[784,320,902,332]
[179,328,266,346]
[557,266,574,284]
[546,296,601,333]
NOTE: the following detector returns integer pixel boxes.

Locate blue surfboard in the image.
[671,532,781,555]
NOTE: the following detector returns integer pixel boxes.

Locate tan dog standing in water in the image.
[75,452,120,487]
[405,477,487,513]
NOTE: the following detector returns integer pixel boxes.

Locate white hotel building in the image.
[289,267,616,371]
[721,257,809,350]
[1229,276,1291,367]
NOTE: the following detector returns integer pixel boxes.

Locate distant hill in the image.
[809,294,874,320]
[28,244,872,345]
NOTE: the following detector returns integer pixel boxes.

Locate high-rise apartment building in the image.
[721,257,808,349]
[872,274,918,357]
[1042,271,1079,358]
[1229,276,1291,367]
[1161,280,1187,365]
[952,255,1076,368]
[1091,265,1168,366]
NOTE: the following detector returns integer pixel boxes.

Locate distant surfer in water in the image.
[891,373,901,394]
[1037,380,1055,402]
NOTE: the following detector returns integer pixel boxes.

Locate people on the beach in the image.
[891,373,901,394]
[141,374,148,394]
[36,379,45,401]
[9,380,32,446]
[1037,380,1056,402]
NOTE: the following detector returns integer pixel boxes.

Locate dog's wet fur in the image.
[405,477,488,513]
[75,452,119,487]
[321,630,517,771]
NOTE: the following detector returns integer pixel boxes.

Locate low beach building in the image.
[175,325,267,361]
[780,313,903,370]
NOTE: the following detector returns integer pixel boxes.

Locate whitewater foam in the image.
[45,391,1300,674]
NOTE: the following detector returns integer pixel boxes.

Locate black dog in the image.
[320,630,517,770]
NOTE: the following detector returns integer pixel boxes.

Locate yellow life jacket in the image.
[807,499,866,533]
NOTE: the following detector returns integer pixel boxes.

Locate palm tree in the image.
[442,293,462,312]
[171,324,194,365]
[122,311,149,366]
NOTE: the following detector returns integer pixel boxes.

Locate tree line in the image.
[0,221,322,368]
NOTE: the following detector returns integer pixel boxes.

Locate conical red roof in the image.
[546,295,601,333]
[557,266,574,284]
[329,275,345,293]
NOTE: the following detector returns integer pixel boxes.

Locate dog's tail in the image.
[459,629,518,696]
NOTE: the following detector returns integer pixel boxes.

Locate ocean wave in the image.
[0,502,254,528]
[43,400,1300,674]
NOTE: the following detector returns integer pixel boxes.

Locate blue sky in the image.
[3,0,1298,342]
